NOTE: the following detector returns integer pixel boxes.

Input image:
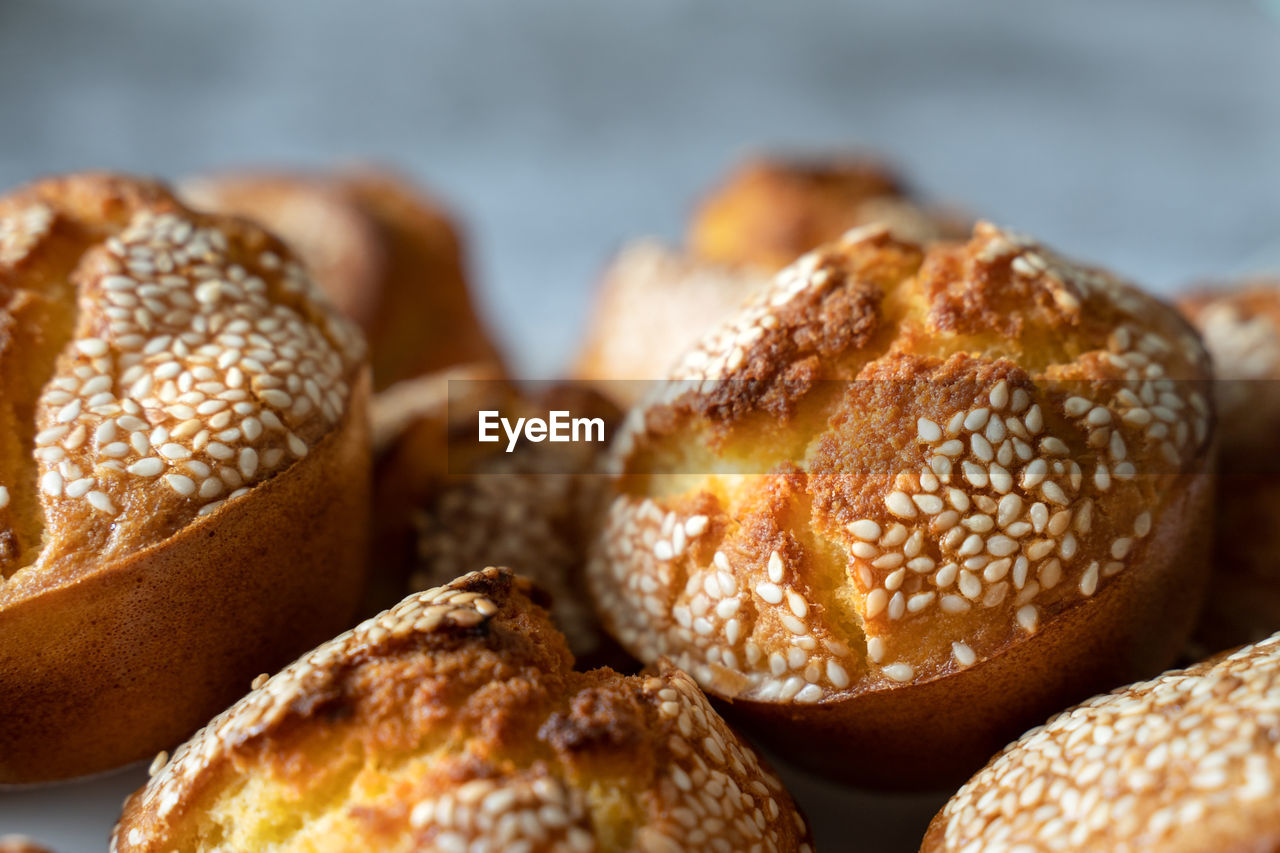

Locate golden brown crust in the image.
[1179,281,1280,652]
[114,568,813,853]
[179,168,503,390]
[0,172,370,781]
[922,633,1280,853]
[589,222,1215,787]
[688,154,969,272]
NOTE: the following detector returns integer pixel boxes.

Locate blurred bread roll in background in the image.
[0,838,53,853]
[115,568,813,853]
[688,154,968,271]
[589,222,1214,788]
[1179,280,1280,652]
[371,371,623,664]
[0,173,370,782]
[180,168,503,390]
[574,154,968,404]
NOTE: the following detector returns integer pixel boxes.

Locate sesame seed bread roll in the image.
[588,222,1215,788]
[1179,281,1280,652]
[114,568,814,853]
[179,168,503,390]
[922,633,1280,852]
[372,371,625,664]
[0,173,370,782]
[688,154,969,272]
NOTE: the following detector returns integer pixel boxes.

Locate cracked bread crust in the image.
[114,568,813,853]
[0,173,370,782]
[589,222,1215,787]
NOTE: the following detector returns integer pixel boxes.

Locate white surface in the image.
[0,1,1277,850]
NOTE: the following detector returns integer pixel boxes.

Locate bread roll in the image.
[688,154,968,272]
[922,633,1280,852]
[179,168,502,390]
[0,173,370,782]
[373,372,623,663]
[572,242,771,402]
[574,156,967,405]
[1179,280,1280,651]
[588,222,1215,787]
[114,567,813,853]
[0,838,53,853]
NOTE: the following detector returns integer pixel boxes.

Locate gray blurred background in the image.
[0,0,1277,849]
[1,0,1278,378]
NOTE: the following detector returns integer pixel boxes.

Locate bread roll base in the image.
[717,463,1212,789]
[0,371,370,784]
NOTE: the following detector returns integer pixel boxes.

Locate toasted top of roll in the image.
[0,173,363,598]
[593,222,1212,700]
[114,568,812,853]
[688,155,968,271]
[924,633,1280,852]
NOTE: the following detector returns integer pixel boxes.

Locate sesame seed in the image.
[883,663,914,682]
[87,490,116,514]
[1080,562,1099,596]
[848,519,881,540]
[990,381,1010,410]
[755,582,783,605]
[1021,459,1048,489]
[76,338,109,357]
[963,462,989,489]
[1134,512,1151,537]
[1041,481,1069,506]
[886,491,916,518]
[1040,436,1069,456]
[913,493,944,514]
[1064,396,1090,417]
[41,470,63,496]
[65,477,95,498]
[165,474,196,497]
[987,535,1018,557]
[918,418,942,442]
